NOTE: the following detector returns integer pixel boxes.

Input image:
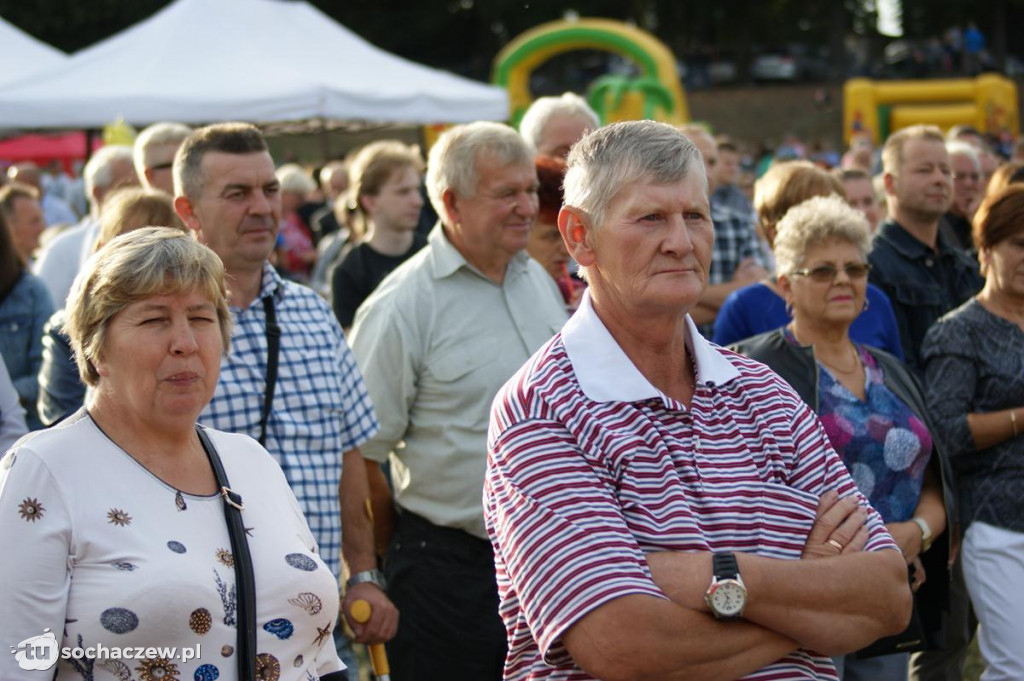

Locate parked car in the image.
[751,45,831,82]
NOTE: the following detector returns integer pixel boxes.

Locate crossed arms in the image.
[562,492,911,681]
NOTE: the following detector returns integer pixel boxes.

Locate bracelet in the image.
[1012,409,1019,438]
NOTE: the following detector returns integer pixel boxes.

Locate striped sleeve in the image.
[487,416,666,665]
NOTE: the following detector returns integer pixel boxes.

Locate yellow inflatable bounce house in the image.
[844,75,1018,144]
[492,18,689,127]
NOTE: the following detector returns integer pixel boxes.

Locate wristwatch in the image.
[912,517,933,553]
[346,569,388,591]
[704,552,747,619]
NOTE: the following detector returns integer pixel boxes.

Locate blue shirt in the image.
[713,281,905,358]
[200,263,379,578]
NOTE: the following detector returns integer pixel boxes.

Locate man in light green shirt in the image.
[348,122,568,680]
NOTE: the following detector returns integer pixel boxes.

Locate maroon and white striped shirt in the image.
[485,293,897,681]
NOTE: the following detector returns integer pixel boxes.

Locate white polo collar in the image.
[562,290,741,403]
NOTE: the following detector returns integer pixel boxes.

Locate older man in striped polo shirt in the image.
[485,121,911,681]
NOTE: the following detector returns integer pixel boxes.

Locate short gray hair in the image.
[946,140,981,171]
[563,120,705,228]
[519,92,600,149]
[773,194,872,277]
[65,227,231,387]
[133,122,193,179]
[276,164,317,194]
[85,145,135,198]
[426,122,534,222]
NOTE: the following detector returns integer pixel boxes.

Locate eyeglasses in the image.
[790,263,872,283]
[953,172,981,183]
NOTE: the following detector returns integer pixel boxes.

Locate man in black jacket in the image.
[868,125,982,375]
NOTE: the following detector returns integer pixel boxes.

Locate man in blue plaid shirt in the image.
[172,123,398,661]
[678,126,769,331]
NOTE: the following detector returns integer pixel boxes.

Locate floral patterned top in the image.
[784,329,933,523]
[0,411,344,681]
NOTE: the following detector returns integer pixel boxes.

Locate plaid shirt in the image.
[708,186,766,285]
[200,263,379,578]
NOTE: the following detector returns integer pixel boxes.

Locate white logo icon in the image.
[10,629,59,671]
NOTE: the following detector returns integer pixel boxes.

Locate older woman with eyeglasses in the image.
[734,195,955,680]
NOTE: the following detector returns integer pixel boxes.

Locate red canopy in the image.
[0,132,91,172]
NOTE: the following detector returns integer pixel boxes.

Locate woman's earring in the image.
[785,301,793,318]
[863,297,870,312]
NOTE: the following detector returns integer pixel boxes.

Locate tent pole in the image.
[85,128,100,161]
[320,117,330,163]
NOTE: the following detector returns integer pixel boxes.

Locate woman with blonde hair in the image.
[93,186,186,252]
[38,189,187,426]
[713,161,903,357]
[1,228,348,680]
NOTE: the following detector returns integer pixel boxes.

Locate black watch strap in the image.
[712,552,740,580]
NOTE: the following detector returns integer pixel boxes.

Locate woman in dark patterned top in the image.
[922,184,1024,680]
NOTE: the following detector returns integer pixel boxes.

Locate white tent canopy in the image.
[0,15,67,86]
[0,0,508,128]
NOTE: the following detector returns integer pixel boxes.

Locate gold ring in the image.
[827,538,844,552]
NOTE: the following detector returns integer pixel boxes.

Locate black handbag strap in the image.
[259,295,281,447]
[196,426,257,681]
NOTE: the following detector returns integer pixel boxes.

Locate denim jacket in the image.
[0,271,54,429]
[868,219,983,375]
[37,308,86,427]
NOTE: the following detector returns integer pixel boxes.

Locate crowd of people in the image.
[0,89,1022,681]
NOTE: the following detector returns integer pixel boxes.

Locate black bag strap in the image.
[196,426,257,681]
[259,295,281,447]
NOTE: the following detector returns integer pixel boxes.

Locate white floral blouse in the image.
[0,411,344,681]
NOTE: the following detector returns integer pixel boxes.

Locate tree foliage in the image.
[2,0,1022,81]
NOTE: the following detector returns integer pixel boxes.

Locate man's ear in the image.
[440,188,460,227]
[558,206,595,268]
[173,195,203,239]
[882,171,896,197]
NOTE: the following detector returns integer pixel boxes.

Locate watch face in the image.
[710,580,746,617]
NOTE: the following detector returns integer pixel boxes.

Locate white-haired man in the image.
[519,92,599,159]
[485,120,910,681]
[134,121,192,194]
[311,159,349,240]
[349,122,568,680]
[32,145,138,306]
[939,140,983,253]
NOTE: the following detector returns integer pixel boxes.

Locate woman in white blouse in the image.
[0,228,347,681]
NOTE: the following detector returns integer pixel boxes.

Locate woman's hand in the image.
[885,521,924,563]
[909,555,927,592]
